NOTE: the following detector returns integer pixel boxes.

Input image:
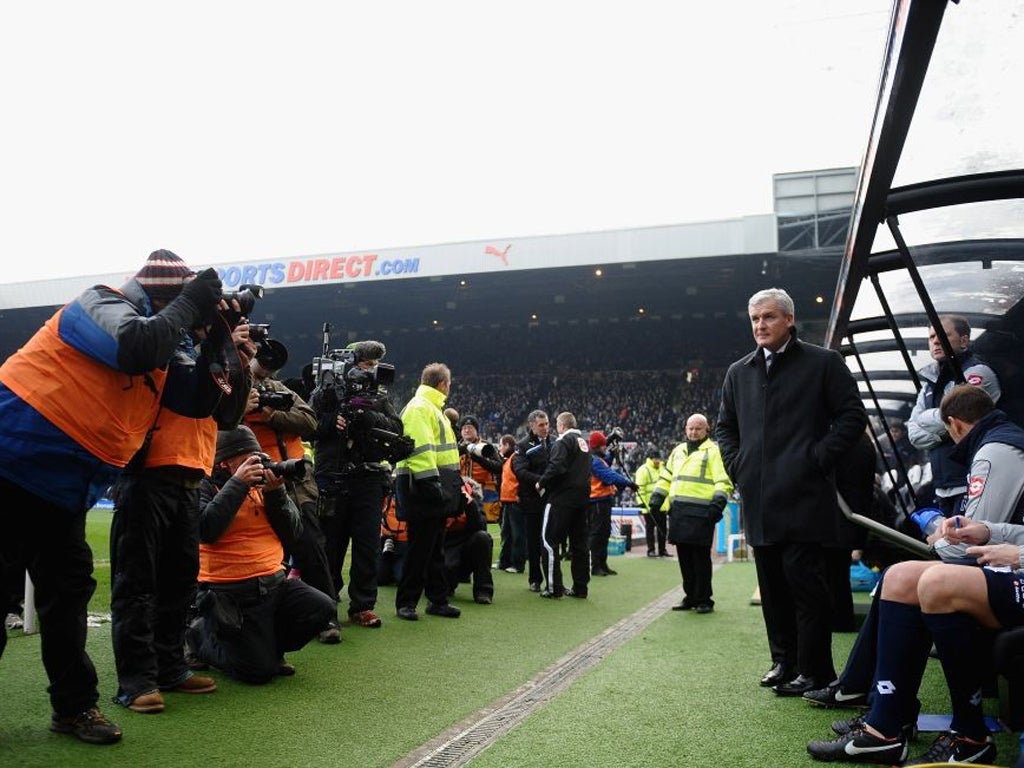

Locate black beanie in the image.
[215,426,262,464]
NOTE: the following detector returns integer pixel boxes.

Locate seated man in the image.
[443,478,495,605]
[806,514,1019,765]
[805,384,1024,709]
[187,426,336,684]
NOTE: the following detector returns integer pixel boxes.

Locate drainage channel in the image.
[394,585,683,768]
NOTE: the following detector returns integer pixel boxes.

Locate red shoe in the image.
[349,610,383,628]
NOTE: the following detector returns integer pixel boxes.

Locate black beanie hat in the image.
[458,415,480,431]
[215,426,262,464]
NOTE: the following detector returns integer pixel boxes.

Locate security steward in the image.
[588,431,636,577]
[650,413,733,614]
[457,415,503,523]
[634,449,670,557]
[394,363,463,621]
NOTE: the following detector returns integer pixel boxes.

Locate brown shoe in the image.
[349,610,382,628]
[51,707,123,743]
[128,691,165,714]
[164,674,217,694]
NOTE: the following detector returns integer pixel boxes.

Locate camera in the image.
[464,441,499,461]
[257,389,295,410]
[220,284,264,328]
[257,453,308,480]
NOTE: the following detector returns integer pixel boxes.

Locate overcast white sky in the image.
[0,1,892,285]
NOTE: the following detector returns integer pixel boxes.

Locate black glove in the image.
[180,267,224,315]
[628,482,640,492]
[647,491,666,512]
[709,495,727,522]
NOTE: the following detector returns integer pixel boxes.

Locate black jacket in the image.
[715,335,867,547]
[538,429,591,508]
[512,432,552,509]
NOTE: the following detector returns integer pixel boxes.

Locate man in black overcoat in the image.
[716,288,867,695]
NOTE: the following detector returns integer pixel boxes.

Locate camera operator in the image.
[310,340,404,630]
[457,415,503,524]
[110,297,255,715]
[187,426,335,684]
[244,339,338,642]
[0,249,224,745]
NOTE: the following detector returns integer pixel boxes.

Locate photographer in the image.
[244,340,338,642]
[110,305,254,715]
[187,427,335,684]
[443,477,494,605]
[0,249,223,745]
[457,415,503,523]
[311,340,404,630]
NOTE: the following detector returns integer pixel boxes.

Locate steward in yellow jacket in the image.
[393,363,462,620]
[649,414,733,613]
[634,451,670,557]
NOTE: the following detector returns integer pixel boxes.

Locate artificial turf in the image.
[3,513,1019,767]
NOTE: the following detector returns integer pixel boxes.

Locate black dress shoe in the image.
[425,603,461,618]
[759,663,794,687]
[773,674,824,696]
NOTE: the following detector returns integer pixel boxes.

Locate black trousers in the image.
[588,497,613,572]
[322,476,386,616]
[496,503,526,571]
[522,503,544,586]
[444,531,494,601]
[110,475,200,700]
[0,478,99,716]
[541,500,590,595]
[753,541,836,681]
[644,509,668,554]
[190,571,335,684]
[675,542,714,607]
[825,547,856,632]
[396,515,449,609]
[286,499,335,602]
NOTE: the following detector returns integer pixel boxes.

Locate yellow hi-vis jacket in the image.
[634,458,669,511]
[656,437,733,508]
[396,383,461,488]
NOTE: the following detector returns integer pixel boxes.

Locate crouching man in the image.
[187,426,335,683]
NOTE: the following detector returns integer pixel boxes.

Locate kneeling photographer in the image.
[310,339,409,630]
[188,426,335,684]
[243,334,338,639]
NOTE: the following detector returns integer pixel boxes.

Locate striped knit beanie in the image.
[135,249,194,298]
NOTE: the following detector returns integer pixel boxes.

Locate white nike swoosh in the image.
[844,740,898,755]
[834,691,864,702]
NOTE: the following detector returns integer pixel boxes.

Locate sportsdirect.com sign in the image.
[216,255,421,288]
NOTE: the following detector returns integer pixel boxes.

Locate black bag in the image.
[668,501,716,546]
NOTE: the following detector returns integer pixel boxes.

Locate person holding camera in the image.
[187,426,335,683]
[311,340,403,630]
[0,249,224,745]
[649,413,733,614]
[587,431,638,577]
[244,341,338,642]
[394,363,463,621]
[443,477,495,604]
[458,415,503,524]
[109,297,255,714]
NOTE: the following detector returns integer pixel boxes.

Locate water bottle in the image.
[910,507,945,537]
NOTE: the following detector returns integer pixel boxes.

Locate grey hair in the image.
[748,288,795,317]
[527,410,549,424]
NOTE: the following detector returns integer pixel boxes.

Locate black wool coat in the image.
[715,336,867,548]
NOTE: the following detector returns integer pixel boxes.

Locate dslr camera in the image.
[256,452,308,481]
[256,388,295,410]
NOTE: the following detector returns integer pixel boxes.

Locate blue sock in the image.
[840,590,880,694]
[865,599,932,738]
[922,611,989,740]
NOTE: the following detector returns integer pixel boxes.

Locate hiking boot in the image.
[904,732,995,765]
[806,727,908,763]
[50,707,124,744]
[162,674,216,694]
[349,610,382,628]
[803,683,869,709]
[425,603,461,618]
[125,691,165,713]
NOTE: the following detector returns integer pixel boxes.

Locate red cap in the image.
[588,431,607,450]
